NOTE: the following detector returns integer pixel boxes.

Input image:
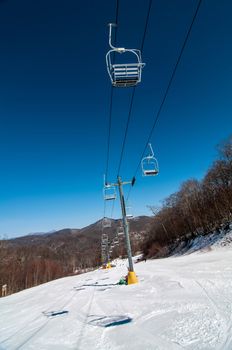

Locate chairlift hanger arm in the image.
[108,23,125,52]
[103,174,108,187]
[108,23,145,60]
[148,143,154,157]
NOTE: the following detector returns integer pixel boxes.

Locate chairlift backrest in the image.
[106,23,145,88]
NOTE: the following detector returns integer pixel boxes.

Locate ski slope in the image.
[1,248,232,349]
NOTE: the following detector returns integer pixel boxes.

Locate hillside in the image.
[1,240,232,349]
[0,216,153,296]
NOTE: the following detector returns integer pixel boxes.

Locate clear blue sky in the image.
[0,0,231,238]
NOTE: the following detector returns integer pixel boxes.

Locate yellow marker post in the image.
[127,271,138,285]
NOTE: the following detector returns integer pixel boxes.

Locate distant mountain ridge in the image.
[7,216,153,247]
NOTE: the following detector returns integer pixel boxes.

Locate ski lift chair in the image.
[102,217,111,228]
[141,143,159,176]
[117,226,124,236]
[114,237,119,244]
[103,184,116,201]
[126,212,133,220]
[126,202,133,219]
[106,23,145,88]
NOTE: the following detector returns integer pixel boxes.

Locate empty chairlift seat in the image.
[117,226,124,236]
[106,23,145,88]
[126,211,133,219]
[142,160,159,176]
[141,143,159,176]
[113,237,119,244]
[111,61,143,88]
[103,185,116,201]
[102,217,111,228]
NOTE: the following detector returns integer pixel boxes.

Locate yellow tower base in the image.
[106,263,112,269]
[127,271,138,285]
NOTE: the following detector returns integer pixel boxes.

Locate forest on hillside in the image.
[143,135,232,258]
[0,220,147,297]
[0,232,101,296]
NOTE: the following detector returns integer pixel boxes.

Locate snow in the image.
[1,248,232,349]
[171,226,232,256]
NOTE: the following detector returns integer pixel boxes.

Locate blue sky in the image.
[0,0,231,238]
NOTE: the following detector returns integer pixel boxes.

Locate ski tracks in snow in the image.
[75,271,129,350]
[2,251,232,350]
[205,279,232,350]
[195,279,232,349]
[0,282,80,349]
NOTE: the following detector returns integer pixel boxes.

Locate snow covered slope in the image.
[1,248,232,350]
[170,226,232,256]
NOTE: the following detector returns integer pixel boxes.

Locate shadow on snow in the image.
[87,315,132,327]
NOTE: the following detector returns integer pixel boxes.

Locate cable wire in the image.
[126,0,203,201]
[110,198,115,219]
[103,198,106,219]
[105,87,114,183]
[140,0,153,53]
[105,0,120,184]
[117,0,153,176]
[117,87,136,176]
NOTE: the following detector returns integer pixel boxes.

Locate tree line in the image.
[143,135,232,258]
